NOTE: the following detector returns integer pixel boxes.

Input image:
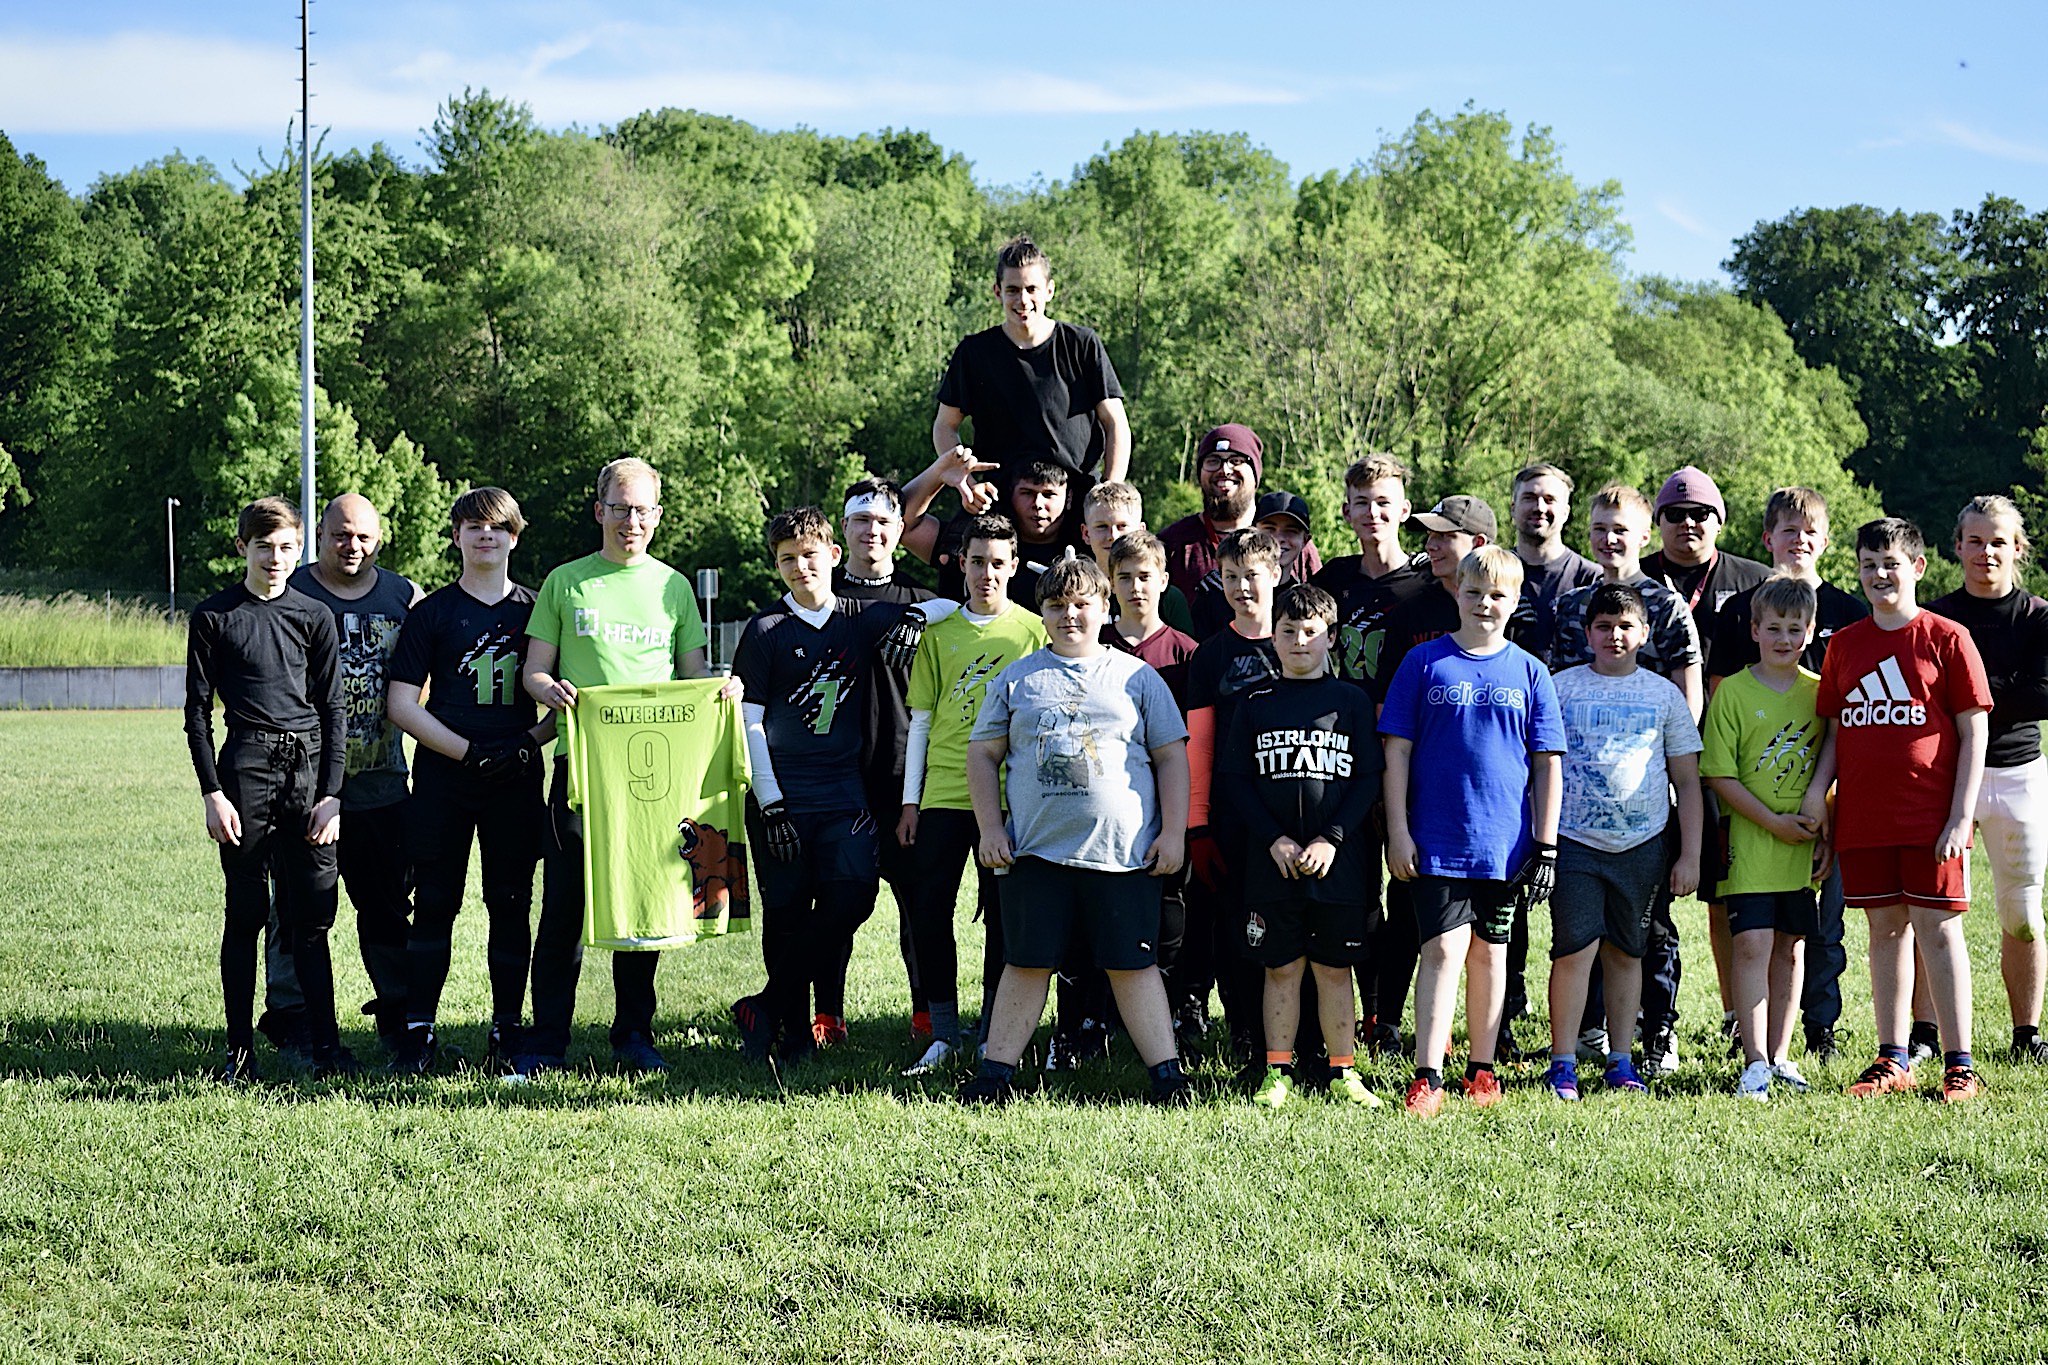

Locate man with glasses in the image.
[1161,424,1321,612]
[517,457,735,1077]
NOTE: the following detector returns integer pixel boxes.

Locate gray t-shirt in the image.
[1553,663,1702,853]
[969,648,1188,872]
[288,565,415,810]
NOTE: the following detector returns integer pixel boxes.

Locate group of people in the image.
[183,234,2048,1111]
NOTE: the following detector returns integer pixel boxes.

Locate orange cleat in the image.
[812,1013,848,1048]
[1403,1076,1445,1117]
[910,1010,933,1041]
[1464,1069,1505,1108]
[1939,1066,1984,1103]
[1845,1057,1916,1098]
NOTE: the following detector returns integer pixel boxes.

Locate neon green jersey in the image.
[529,552,708,688]
[1700,666,1824,896]
[564,679,750,948]
[907,604,1047,810]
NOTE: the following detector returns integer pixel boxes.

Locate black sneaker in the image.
[1907,1021,1940,1067]
[1643,1027,1680,1076]
[388,1027,438,1076]
[1149,1074,1195,1107]
[2015,1032,2048,1064]
[1173,999,1211,1043]
[612,1032,669,1073]
[958,1072,1015,1105]
[1805,1024,1838,1064]
[729,994,775,1061]
[1067,1021,1112,1066]
[1494,1020,1527,1065]
[309,1045,361,1079]
[217,1045,260,1086]
[256,1008,312,1068]
[1367,1021,1403,1058]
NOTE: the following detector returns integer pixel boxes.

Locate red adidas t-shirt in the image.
[1817,611,1992,848]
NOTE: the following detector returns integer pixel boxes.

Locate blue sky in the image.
[4,1,2044,282]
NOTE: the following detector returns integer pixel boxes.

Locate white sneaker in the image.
[1769,1058,1811,1093]
[902,1039,952,1076]
[1644,1028,1681,1076]
[1576,1027,1610,1063]
[1737,1059,1773,1102]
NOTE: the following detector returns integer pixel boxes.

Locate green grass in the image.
[0,592,185,665]
[3,711,2047,1363]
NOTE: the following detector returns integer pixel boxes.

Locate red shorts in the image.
[1838,844,1971,911]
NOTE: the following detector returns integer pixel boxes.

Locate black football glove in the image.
[1513,841,1558,912]
[760,800,802,864]
[878,610,926,672]
[464,733,539,782]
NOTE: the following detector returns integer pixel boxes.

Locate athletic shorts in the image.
[1245,893,1371,969]
[1976,757,2048,940]
[1409,875,1516,946]
[998,857,1161,971]
[1724,889,1819,937]
[1838,844,1970,912]
[752,808,880,910]
[1549,835,1663,960]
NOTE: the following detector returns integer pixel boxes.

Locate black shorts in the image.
[750,807,880,910]
[998,857,1161,971]
[1725,889,1818,938]
[1245,892,1372,969]
[1409,875,1516,946]
[1549,835,1665,960]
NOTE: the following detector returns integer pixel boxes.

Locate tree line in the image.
[1,95,2041,609]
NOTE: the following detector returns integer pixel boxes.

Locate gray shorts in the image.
[1549,833,1665,959]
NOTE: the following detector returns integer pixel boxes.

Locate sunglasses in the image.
[1659,505,1714,525]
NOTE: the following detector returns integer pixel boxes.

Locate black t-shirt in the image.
[1219,675,1384,908]
[833,568,935,805]
[1642,549,1771,660]
[1367,581,1462,703]
[732,596,896,816]
[387,582,540,743]
[183,584,345,798]
[1188,627,1282,734]
[935,321,1124,479]
[1311,552,1435,691]
[1104,621,1200,712]
[1507,549,1602,661]
[1708,580,1869,680]
[1928,586,2048,768]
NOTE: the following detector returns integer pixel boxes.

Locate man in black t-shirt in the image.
[384,487,548,1075]
[934,234,1129,487]
[1506,463,1602,660]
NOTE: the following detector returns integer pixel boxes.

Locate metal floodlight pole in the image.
[298,0,317,562]
[166,497,181,616]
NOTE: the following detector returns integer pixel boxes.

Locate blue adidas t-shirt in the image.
[1378,635,1565,881]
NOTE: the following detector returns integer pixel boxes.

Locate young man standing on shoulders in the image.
[286,493,424,1054]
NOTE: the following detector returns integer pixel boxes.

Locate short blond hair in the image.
[1344,454,1410,491]
[1763,486,1829,536]
[1458,544,1525,594]
[1589,483,1652,521]
[597,457,661,504]
[1083,480,1144,519]
[1108,531,1167,573]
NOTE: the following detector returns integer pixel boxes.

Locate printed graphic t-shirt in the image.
[909,604,1049,812]
[1700,666,1825,896]
[1553,664,1702,853]
[288,565,415,809]
[1816,612,1992,849]
[528,553,709,690]
[1377,636,1565,881]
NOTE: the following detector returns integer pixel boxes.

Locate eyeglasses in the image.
[1659,505,1714,525]
[1199,454,1255,474]
[603,502,660,522]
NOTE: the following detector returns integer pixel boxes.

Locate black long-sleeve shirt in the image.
[1220,674,1384,908]
[1928,586,2048,769]
[184,583,346,797]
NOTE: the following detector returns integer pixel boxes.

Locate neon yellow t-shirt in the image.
[528,553,708,688]
[564,679,750,948]
[908,604,1047,810]
[1700,666,1824,897]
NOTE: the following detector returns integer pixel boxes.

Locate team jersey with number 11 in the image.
[565,679,751,949]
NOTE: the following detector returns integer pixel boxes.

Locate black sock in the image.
[1466,1060,1495,1081]
[1944,1050,1975,1072]
[979,1058,1017,1083]
[1414,1066,1443,1090]
[1149,1058,1186,1087]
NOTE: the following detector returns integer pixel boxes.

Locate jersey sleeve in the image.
[1525,656,1566,754]
[1945,624,1994,715]
[306,609,347,799]
[1088,326,1125,402]
[1133,663,1189,750]
[527,570,565,648]
[1998,601,2048,724]
[1376,648,1425,742]
[936,335,975,412]
[183,608,223,793]
[388,598,434,688]
[1815,638,1846,719]
[731,617,770,701]
[967,667,1015,744]
[1661,680,1705,757]
[1216,704,1282,848]
[906,627,940,712]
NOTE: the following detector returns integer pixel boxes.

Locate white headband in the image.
[843,493,899,521]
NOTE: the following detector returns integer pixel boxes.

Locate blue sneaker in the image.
[1603,1057,1648,1093]
[1545,1057,1580,1101]
[612,1032,669,1073]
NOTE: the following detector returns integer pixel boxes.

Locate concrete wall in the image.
[0,667,184,709]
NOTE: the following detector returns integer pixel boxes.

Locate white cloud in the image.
[1654,197,1709,237]
[0,25,1305,143]
[1929,119,2048,166]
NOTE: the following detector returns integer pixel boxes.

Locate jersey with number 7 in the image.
[732,598,897,815]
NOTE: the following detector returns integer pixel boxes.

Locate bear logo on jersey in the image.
[677,818,749,924]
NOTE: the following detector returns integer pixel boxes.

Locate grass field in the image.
[0,592,185,665]
[3,711,2046,1363]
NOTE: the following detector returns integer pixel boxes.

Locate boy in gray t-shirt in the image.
[961,556,1191,1104]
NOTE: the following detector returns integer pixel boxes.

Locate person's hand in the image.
[464,733,539,782]
[977,825,1014,870]
[203,791,242,846]
[306,796,342,846]
[1269,835,1305,879]
[1147,829,1186,878]
[535,676,577,711]
[1765,811,1820,846]
[718,674,745,704]
[1936,817,1972,866]
[937,446,1001,515]
[896,804,919,848]
[1513,841,1558,910]
[1189,827,1229,890]
[878,611,926,673]
[1669,852,1700,899]
[1387,828,1419,881]
[1296,837,1337,880]
[1798,789,1831,839]
[759,801,801,863]
[1812,836,1835,882]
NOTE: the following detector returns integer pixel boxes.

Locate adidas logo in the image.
[1839,656,1926,727]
